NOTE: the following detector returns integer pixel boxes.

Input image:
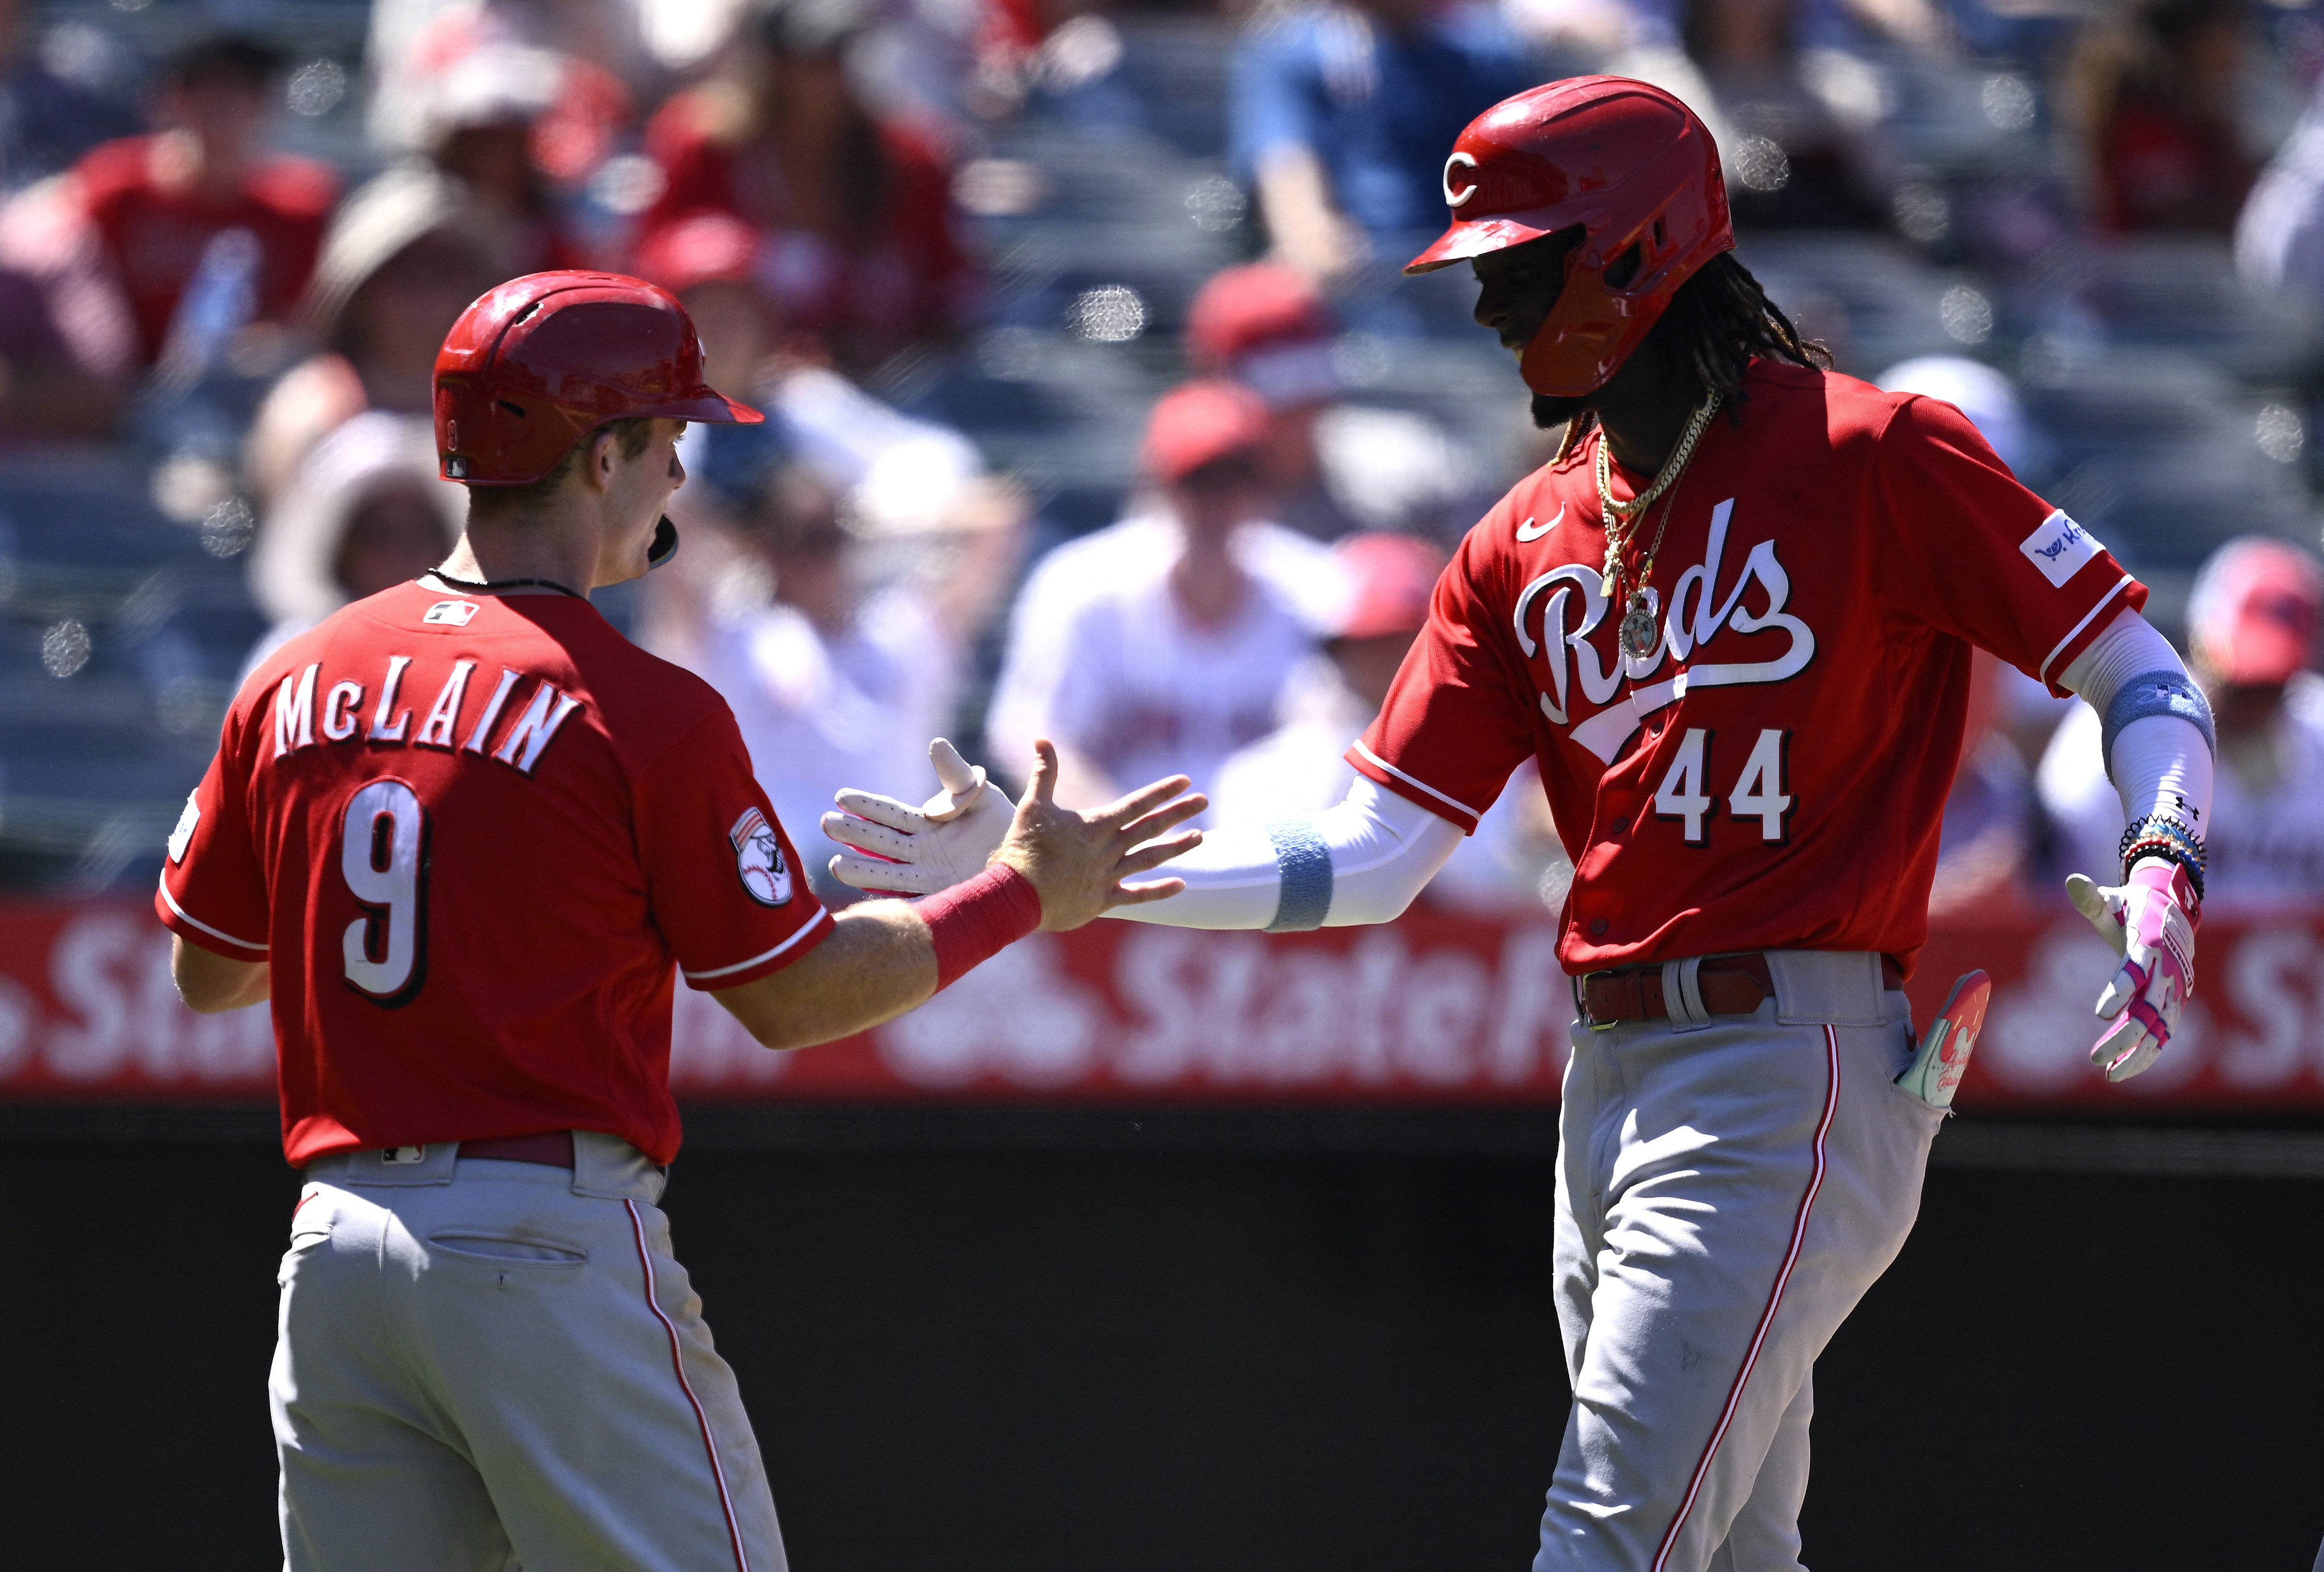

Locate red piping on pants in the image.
[1650,1023,1840,1572]
[627,1198,749,1572]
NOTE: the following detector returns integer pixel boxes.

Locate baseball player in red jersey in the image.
[155,271,1204,1572]
[826,80,2215,1570]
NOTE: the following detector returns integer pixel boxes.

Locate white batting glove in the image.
[2065,860,2198,1083]
[821,738,1017,897]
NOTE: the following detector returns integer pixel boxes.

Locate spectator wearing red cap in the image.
[636,0,975,376]
[1186,260,1479,543]
[2042,536,2324,902]
[1211,531,1567,907]
[1212,531,1440,808]
[986,380,1344,810]
[630,207,1017,563]
[61,35,335,370]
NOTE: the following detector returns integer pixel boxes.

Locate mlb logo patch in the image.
[729,807,793,906]
[424,600,480,626]
[2018,510,2103,588]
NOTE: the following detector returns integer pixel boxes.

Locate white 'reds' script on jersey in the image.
[271,656,585,776]
[1513,500,1816,762]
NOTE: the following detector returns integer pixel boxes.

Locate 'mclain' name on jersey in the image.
[268,651,583,776]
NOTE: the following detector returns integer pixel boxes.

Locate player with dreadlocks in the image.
[825,78,2215,1571]
[1545,251,1829,465]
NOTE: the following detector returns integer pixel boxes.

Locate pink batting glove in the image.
[2064,860,2198,1083]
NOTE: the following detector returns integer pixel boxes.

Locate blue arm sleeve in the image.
[2100,670,2216,769]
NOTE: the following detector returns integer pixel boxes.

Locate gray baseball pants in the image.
[273,1132,785,1572]
[1537,950,1945,1572]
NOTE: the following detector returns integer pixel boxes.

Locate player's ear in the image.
[582,428,620,494]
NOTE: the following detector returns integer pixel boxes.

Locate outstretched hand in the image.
[2066,860,2198,1083]
[994,740,1206,930]
[824,739,1016,896]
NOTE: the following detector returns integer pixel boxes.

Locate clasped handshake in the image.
[821,738,1205,932]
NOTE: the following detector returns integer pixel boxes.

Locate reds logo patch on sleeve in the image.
[728,808,793,906]
[2018,510,2103,588]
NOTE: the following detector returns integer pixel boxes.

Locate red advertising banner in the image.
[5,898,2321,1111]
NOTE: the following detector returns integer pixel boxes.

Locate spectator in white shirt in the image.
[1213,530,1570,909]
[2238,72,2324,294]
[985,379,1342,812]
[682,460,1022,906]
[2041,536,2324,905]
[1212,530,1441,814]
[632,210,1030,874]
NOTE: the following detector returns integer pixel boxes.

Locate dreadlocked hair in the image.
[1660,252,1828,397]
[1550,252,1830,461]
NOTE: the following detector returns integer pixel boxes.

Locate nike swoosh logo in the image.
[1516,502,1565,542]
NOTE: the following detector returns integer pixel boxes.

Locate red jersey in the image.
[639,93,972,365]
[1351,361,2145,977]
[74,135,335,364]
[156,582,831,1166]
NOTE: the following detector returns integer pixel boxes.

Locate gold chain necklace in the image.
[1594,393,1720,661]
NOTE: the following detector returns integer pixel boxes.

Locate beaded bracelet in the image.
[2117,813,2205,870]
[2116,813,2203,860]
[2117,813,2207,903]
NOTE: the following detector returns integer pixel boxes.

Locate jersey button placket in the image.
[1588,917,1609,937]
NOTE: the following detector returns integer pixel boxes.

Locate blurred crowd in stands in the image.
[3,0,2324,917]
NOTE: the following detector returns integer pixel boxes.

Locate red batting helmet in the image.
[433,270,762,486]
[1406,76,1732,399]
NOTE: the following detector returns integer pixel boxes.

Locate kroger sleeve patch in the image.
[2018,509,2103,588]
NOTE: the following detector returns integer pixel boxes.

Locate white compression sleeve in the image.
[2056,609,2215,843]
[1108,775,1465,930]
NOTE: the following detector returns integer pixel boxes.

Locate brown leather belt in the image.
[459,1130,575,1168]
[1578,954,1904,1027]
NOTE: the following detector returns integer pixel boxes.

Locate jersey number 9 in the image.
[339,778,430,1005]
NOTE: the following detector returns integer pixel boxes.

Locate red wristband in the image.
[919,863,1043,990]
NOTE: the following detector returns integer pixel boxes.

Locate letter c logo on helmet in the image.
[1443,151,1479,209]
[1406,77,1734,399]
[431,270,763,488]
